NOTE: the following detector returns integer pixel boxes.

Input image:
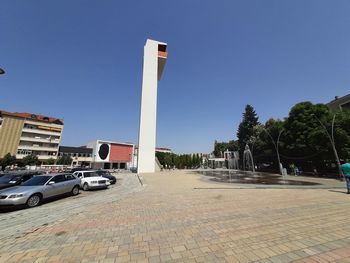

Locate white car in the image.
[73,170,110,191]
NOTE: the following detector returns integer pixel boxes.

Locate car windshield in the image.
[21,176,52,186]
[0,175,16,183]
[84,172,100,177]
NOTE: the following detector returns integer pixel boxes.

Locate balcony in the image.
[16,154,58,160]
[22,128,61,136]
[18,145,59,152]
[20,136,60,144]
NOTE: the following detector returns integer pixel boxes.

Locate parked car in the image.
[96,170,117,184]
[0,171,40,190]
[0,173,81,208]
[69,167,90,173]
[72,170,110,190]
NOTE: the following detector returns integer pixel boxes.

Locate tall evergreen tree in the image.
[237,105,259,158]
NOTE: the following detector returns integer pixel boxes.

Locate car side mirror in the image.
[48,181,55,185]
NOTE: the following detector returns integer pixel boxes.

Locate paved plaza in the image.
[1,171,350,263]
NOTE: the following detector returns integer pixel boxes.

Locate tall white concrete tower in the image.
[137,39,168,174]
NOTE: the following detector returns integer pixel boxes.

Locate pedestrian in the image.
[290,163,295,175]
[295,167,299,176]
[341,162,350,194]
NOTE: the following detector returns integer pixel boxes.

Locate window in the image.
[65,174,75,181]
[83,172,92,177]
[22,176,51,186]
[22,174,33,182]
[51,174,66,183]
[83,171,99,177]
[341,102,350,110]
[17,149,32,155]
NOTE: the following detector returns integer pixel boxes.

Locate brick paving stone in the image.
[1,172,350,262]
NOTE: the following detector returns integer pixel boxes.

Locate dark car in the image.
[69,167,90,173]
[0,172,37,190]
[96,170,117,184]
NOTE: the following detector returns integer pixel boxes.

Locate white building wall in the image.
[137,40,161,174]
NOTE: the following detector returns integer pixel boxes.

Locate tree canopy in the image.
[22,154,40,166]
[56,155,73,165]
[0,153,16,170]
[237,104,260,158]
[231,102,350,175]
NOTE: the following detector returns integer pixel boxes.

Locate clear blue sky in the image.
[1,1,349,153]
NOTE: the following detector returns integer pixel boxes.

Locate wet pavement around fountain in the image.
[196,169,345,189]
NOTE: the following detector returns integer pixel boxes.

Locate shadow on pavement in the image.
[328,189,348,194]
[0,193,81,213]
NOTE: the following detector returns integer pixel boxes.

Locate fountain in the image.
[227,151,239,170]
[243,144,255,173]
[198,144,319,186]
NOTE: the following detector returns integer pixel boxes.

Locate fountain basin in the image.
[197,170,320,186]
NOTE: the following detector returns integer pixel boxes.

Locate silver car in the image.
[0,173,81,208]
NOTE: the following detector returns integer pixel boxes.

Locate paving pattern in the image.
[1,171,350,263]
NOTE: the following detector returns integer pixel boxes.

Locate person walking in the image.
[341,162,350,194]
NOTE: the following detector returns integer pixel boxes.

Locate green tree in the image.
[247,124,265,154]
[261,119,285,172]
[22,154,40,166]
[213,140,239,157]
[43,158,55,165]
[156,152,166,166]
[16,159,25,168]
[283,102,331,162]
[237,105,259,158]
[282,102,350,174]
[0,153,16,170]
[56,155,72,165]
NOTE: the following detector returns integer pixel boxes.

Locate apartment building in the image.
[327,94,350,111]
[0,110,64,161]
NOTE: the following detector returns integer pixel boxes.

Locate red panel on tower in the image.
[109,144,133,162]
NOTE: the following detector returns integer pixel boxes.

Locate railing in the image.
[20,136,60,143]
[22,128,61,136]
[16,154,58,160]
[17,145,58,152]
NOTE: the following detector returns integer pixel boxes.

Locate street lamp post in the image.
[264,129,284,175]
[312,114,344,180]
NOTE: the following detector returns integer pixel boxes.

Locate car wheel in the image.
[26,194,41,208]
[83,183,89,191]
[71,186,79,196]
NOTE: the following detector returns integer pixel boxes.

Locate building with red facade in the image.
[87,140,135,170]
